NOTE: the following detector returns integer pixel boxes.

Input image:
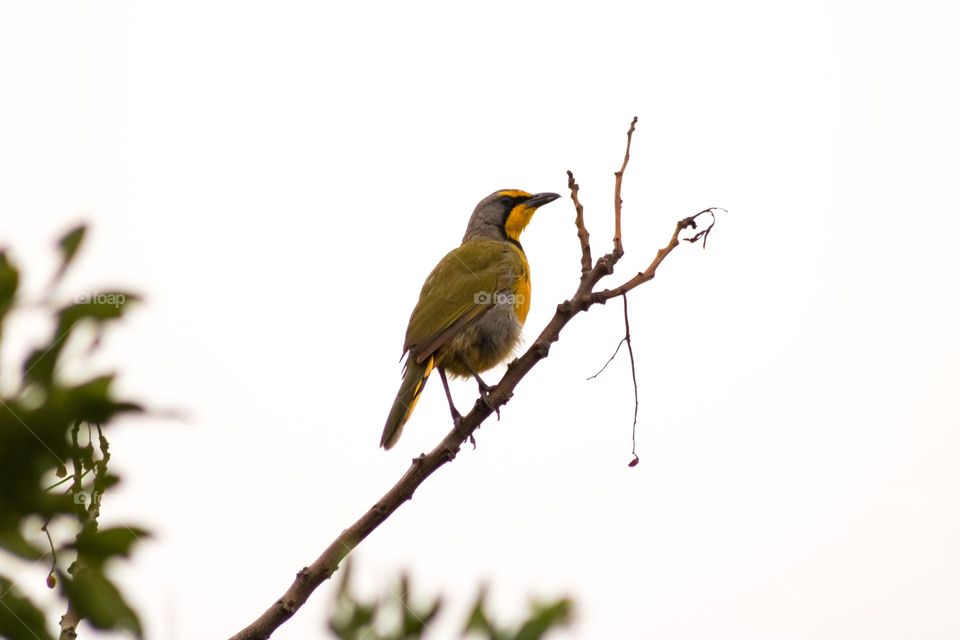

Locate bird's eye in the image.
[499,196,513,206]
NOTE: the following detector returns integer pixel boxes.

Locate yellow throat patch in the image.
[501,190,535,242]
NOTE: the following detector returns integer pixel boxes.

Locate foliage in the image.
[0,225,147,639]
[327,562,573,640]
[0,226,576,640]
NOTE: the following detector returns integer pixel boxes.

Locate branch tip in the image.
[568,169,593,274]
[613,117,638,256]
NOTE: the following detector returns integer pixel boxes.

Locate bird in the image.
[380,189,561,449]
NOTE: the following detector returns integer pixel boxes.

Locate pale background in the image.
[2,0,959,638]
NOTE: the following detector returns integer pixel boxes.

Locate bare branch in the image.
[586,337,627,380]
[621,294,639,465]
[591,207,719,303]
[567,170,592,275]
[684,208,721,247]
[586,294,641,467]
[613,116,638,256]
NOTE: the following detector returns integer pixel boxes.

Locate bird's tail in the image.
[380,355,434,449]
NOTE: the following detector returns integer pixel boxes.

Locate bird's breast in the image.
[508,243,531,325]
[513,271,531,325]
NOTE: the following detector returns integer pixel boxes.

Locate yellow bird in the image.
[380,189,560,449]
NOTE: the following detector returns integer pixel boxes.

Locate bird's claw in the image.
[479,392,500,421]
[451,414,477,449]
[451,411,467,436]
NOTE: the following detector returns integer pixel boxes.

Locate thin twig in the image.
[41,517,58,589]
[591,208,719,303]
[585,294,641,465]
[567,170,592,275]
[612,116,638,257]
[621,294,640,466]
[45,467,91,492]
[586,337,627,380]
[684,208,722,248]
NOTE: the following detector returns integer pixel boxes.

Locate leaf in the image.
[21,343,63,388]
[98,473,123,491]
[513,598,574,640]
[0,527,44,561]
[72,526,150,567]
[58,291,141,332]
[57,224,87,274]
[0,250,19,326]
[64,375,116,423]
[61,566,143,637]
[0,574,56,640]
[397,573,442,636]
[51,375,144,423]
[327,601,377,639]
[402,597,442,636]
[463,587,497,636]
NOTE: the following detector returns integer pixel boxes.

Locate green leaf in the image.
[463,587,498,637]
[72,526,150,567]
[327,601,378,639]
[513,599,574,640]
[0,574,56,640]
[0,527,44,561]
[0,250,19,327]
[57,224,87,274]
[58,291,140,332]
[98,473,123,491]
[21,343,64,388]
[61,566,143,637]
[397,573,441,637]
[0,227,150,640]
[50,375,144,424]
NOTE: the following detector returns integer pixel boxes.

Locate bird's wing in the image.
[404,241,505,364]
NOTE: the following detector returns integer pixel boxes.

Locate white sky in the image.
[2,0,960,638]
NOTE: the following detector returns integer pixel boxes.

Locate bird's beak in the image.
[525,192,561,209]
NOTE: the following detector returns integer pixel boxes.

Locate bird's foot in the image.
[478,392,500,421]
[451,413,477,449]
[451,410,466,434]
[471,374,500,420]
[475,377,493,395]
[464,364,493,395]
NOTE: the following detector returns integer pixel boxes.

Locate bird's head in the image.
[462,189,561,244]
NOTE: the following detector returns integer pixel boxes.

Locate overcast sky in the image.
[2,1,959,638]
